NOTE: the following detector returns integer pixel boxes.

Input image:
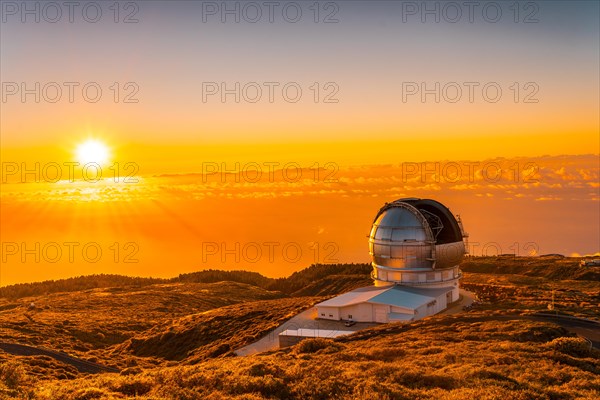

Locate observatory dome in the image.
[369,198,466,287]
[314,197,468,324]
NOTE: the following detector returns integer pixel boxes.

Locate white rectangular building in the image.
[316,285,453,323]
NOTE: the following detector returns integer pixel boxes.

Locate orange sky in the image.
[1,155,598,286]
[1,1,599,286]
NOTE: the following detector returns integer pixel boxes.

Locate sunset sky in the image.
[1,1,598,286]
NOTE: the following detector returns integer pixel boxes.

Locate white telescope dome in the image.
[369,198,466,287]
[314,197,468,324]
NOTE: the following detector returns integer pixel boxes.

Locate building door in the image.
[446,291,453,305]
[374,305,388,323]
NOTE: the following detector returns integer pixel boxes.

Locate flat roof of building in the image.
[279,328,354,338]
[369,286,451,309]
[315,285,390,308]
[316,285,453,311]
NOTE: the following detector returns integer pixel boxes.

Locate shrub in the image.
[109,376,154,396]
[0,360,28,389]
[71,388,106,400]
[294,338,341,354]
[547,337,592,357]
[247,362,282,377]
[363,346,406,361]
[120,366,143,376]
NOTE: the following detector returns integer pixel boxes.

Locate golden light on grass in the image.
[75,139,110,166]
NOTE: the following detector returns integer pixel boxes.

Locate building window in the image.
[348,314,353,319]
[329,314,333,318]
[321,313,325,316]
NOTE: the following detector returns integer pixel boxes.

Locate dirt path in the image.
[0,342,119,374]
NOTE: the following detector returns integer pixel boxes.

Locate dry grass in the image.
[1,256,599,399]
[0,281,285,370]
[22,318,600,400]
[461,257,600,319]
[117,297,321,363]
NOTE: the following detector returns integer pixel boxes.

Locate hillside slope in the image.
[117,297,320,364]
[0,281,284,365]
[17,315,600,400]
[1,257,599,399]
[461,256,600,281]
[0,263,372,300]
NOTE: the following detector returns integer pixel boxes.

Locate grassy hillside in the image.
[461,256,600,281]
[0,275,166,300]
[1,256,598,399]
[268,264,372,294]
[176,270,274,290]
[0,263,372,300]
[119,297,320,364]
[460,257,600,319]
[7,315,599,400]
[0,281,284,367]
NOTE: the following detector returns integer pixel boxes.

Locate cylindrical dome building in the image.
[368,198,467,302]
[315,198,468,324]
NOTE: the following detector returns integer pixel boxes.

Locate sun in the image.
[76,139,110,166]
